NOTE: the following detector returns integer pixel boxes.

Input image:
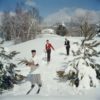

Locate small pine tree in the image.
[0,40,23,94]
[56,24,68,36]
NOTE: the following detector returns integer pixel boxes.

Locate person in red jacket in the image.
[45,40,54,63]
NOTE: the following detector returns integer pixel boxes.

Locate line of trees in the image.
[0,2,42,43]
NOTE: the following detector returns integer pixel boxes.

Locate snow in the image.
[2,41,14,47]
[1,34,100,100]
[78,60,99,89]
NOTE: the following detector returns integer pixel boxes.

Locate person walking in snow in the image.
[64,38,70,55]
[24,50,42,94]
[45,40,55,63]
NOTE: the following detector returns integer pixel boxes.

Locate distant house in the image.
[41,28,55,34]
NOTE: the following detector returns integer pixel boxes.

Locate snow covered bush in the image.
[0,40,24,94]
[57,21,100,89]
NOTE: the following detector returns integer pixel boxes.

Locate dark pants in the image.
[47,49,51,62]
[66,47,70,55]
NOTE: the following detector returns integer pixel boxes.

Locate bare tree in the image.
[80,21,96,40]
[1,1,42,43]
[69,12,97,37]
[1,12,12,41]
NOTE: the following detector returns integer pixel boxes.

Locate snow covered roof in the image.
[41,28,55,34]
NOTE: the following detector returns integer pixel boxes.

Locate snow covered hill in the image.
[1,34,100,100]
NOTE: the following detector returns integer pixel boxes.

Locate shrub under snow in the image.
[57,21,100,89]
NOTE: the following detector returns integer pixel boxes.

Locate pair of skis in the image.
[26,85,41,95]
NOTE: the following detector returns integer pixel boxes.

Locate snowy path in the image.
[38,47,69,96]
[27,47,70,96]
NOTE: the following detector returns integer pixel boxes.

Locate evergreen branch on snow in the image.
[92,42,100,47]
[0,47,4,50]
[72,50,76,56]
[0,40,4,44]
[0,51,19,60]
[8,51,20,59]
[0,53,12,60]
[92,40,98,45]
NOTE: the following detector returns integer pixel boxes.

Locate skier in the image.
[64,38,70,55]
[25,50,42,94]
[45,40,55,63]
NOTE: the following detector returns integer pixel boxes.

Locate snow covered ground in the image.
[1,34,100,100]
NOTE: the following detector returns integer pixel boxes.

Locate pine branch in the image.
[18,58,29,65]
[18,58,35,66]
[92,40,98,45]
[86,56,96,63]
[81,39,85,46]
[86,31,95,40]
[85,41,100,48]
[0,50,19,60]
[84,43,91,47]
[56,71,65,78]
[0,47,4,50]
[92,42,100,47]
[95,64,100,68]
[0,40,4,44]
[0,53,12,60]
[72,50,76,56]
[8,51,20,59]
[76,49,81,55]
[98,51,100,55]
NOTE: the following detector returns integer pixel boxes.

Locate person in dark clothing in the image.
[64,38,70,55]
[45,40,55,63]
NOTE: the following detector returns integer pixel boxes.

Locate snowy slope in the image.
[1,34,100,100]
